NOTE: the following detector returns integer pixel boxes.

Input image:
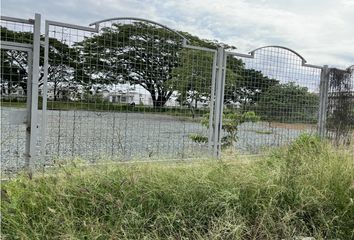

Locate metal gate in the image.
[41,18,217,166]
[0,14,41,176]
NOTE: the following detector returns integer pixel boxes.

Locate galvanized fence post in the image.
[41,20,50,165]
[25,13,41,176]
[213,47,226,158]
[207,52,217,154]
[317,65,329,138]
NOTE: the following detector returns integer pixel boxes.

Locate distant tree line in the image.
[0,23,319,123]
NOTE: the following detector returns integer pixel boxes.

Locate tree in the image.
[167,33,238,112]
[75,22,184,107]
[0,27,33,95]
[45,37,89,101]
[0,49,28,95]
[0,27,87,100]
[256,82,319,123]
[224,57,279,111]
[169,49,213,110]
[169,32,277,111]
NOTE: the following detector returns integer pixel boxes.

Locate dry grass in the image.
[1,135,354,239]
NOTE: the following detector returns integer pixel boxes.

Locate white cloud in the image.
[1,0,353,68]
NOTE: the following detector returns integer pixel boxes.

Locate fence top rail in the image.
[89,17,189,44]
[226,45,323,70]
[1,40,33,51]
[250,45,307,63]
[45,20,99,33]
[183,44,217,53]
[0,15,34,25]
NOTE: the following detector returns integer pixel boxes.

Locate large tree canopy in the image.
[75,22,184,107]
[0,27,33,95]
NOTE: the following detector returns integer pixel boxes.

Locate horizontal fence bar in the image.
[303,63,323,70]
[46,20,99,32]
[0,15,34,24]
[183,44,217,53]
[1,41,33,50]
[225,51,254,59]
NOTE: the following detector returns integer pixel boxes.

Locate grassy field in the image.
[1,135,354,239]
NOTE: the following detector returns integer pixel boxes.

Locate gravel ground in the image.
[1,107,315,174]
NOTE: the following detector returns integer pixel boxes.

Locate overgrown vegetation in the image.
[327,67,354,145]
[2,135,353,239]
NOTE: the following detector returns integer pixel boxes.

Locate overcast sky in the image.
[1,0,354,68]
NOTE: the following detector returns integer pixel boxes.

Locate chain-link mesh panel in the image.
[224,47,321,153]
[43,19,214,167]
[1,19,34,175]
[326,66,354,145]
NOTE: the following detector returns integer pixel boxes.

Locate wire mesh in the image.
[1,14,352,175]
[224,47,322,153]
[0,19,34,175]
[42,19,215,168]
[326,66,354,145]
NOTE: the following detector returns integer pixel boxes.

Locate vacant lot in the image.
[1,107,315,173]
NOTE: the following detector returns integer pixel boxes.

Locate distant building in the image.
[100,84,153,105]
[0,85,26,100]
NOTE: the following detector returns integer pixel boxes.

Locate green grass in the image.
[0,101,27,108]
[1,135,354,239]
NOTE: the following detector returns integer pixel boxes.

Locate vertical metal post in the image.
[25,13,41,175]
[207,52,217,153]
[317,65,329,138]
[218,51,227,156]
[213,47,226,158]
[25,50,33,170]
[41,20,49,163]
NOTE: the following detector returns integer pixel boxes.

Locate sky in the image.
[1,0,354,69]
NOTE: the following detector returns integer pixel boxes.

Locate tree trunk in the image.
[151,90,172,108]
[153,95,167,108]
[54,82,58,101]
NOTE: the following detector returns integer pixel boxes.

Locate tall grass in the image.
[1,135,354,239]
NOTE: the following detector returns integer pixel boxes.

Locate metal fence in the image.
[326,65,354,145]
[1,14,40,175]
[42,18,216,166]
[1,13,353,176]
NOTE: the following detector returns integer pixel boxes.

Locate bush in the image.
[190,110,260,148]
